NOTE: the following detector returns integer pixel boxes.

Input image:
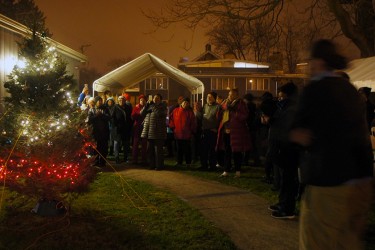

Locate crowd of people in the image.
[78,39,374,249]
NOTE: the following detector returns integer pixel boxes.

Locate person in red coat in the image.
[169,98,197,167]
[131,94,147,164]
[217,88,251,177]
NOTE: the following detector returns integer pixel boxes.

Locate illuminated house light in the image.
[234,62,269,68]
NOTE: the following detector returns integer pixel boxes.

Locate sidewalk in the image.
[120,167,299,250]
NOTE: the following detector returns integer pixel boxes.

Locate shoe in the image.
[271,210,296,219]
[268,204,281,212]
[219,171,228,177]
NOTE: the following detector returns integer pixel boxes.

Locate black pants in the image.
[166,133,175,157]
[223,133,242,172]
[147,139,165,169]
[278,166,299,214]
[176,139,192,164]
[200,129,217,169]
[96,137,108,166]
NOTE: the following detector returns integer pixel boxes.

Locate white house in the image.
[0,14,87,111]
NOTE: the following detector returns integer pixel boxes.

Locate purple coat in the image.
[217,99,252,152]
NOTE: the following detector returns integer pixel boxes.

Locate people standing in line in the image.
[358,87,375,132]
[131,95,147,165]
[195,92,221,171]
[217,88,251,178]
[105,97,116,156]
[141,94,167,170]
[112,96,128,164]
[87,96,110,167]
[169,98,197,167]
[263,81,300,219]
[290,39,374,249]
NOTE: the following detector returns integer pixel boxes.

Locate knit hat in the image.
[94,96,102,104]
[123,93,130,101]
[138,94,146,100]
[106,97,115,104]
[278,81,297,97]
[208,91,217,100]
[311,39,347,70]
[88,97,95,104]
[359,87,371,97]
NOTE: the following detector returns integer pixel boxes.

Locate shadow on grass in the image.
[0,208,154,250]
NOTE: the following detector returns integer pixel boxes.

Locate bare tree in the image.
[206,19,251,60]
[144,0,375,58]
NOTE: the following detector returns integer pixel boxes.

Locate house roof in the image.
[0,14,87,62]
[93,53,204,94]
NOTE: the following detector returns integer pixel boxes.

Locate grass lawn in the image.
[0,172,236,250]
[163,159,375,250]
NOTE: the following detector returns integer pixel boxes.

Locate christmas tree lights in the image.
[0,32,97,202]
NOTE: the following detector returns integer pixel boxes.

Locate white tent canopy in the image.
[93,53,204,95]
[346,57,375,89]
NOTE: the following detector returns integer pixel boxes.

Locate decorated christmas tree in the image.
[0,32,96,206]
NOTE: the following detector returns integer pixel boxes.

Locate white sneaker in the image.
[220,171,228,177]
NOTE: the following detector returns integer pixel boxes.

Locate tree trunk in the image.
[326,0,375,57]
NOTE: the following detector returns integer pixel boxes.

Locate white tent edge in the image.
[93,53,205,98]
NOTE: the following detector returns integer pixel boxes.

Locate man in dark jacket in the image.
[290,39,373,249]
[87,96,110,167]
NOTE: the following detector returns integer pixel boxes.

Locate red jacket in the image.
[169,107,197,140]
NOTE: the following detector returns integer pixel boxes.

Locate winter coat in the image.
[131,103,145,138]
[112,104,128,141]
[292,76,373,186]
[267,98,299,169]
[141,102,167,140]
[87,104,110,141]
[216,99,251,152]
[195,102,221,131]
[169,107,197,140]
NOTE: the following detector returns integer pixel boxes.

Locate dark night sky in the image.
[34,0,360,74]
[34,0,208,73]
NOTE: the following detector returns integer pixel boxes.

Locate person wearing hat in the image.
[195,92,221,171]
[169,97,196,167]
[358,87,375,132]
[290,39,373,249]
[131,94,147,165]
[86,95,111,167]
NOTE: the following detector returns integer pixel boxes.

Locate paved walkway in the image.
[120,167,299,250]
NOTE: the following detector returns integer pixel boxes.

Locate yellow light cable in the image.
[91,144,157,213]
[0,122,28,211]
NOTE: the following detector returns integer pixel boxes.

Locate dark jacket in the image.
[87,104,110,141]
[292,76,373,186]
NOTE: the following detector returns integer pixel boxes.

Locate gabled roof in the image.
[193,50,221,62]
[0,14,87,63]
[93,53,204,94]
